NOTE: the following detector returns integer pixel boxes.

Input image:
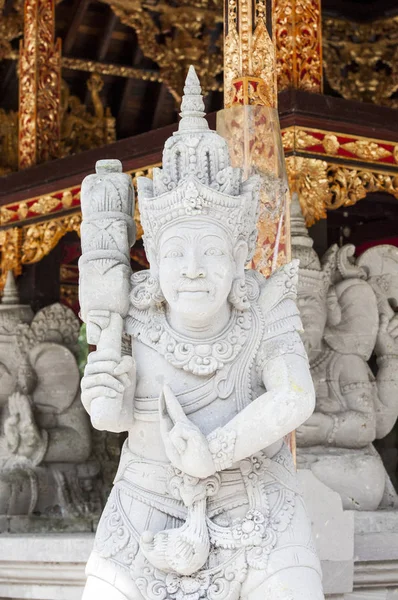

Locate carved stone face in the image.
[297,292,327,359]
[157,220,236,323]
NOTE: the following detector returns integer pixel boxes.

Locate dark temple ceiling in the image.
[0,0,397,140]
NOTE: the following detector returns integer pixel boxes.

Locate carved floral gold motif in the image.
[274,0,323,93]
[282,127,397,165]
[340,141,391,162]
[286,156,330,227]
[0,227,22,288]
[21,214,82,264]
[286,156,398,227]
[224,0,276,107]
[30,196,60,215]
[18,0,61,169]
[326,167,398,211]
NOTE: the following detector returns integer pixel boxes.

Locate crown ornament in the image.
[137,66,261,261]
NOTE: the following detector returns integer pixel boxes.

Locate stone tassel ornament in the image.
[79,159,135,428]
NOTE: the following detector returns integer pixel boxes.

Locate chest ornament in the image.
[133,307,252,377]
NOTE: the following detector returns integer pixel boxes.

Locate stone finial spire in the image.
[178,65,209,133]
[1,271,20,305]
[290,192,313,249]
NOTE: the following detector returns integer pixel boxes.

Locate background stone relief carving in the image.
[292,194,398,511]
[0,271,113,529]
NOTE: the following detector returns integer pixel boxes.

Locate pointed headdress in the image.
[137,67,261,261]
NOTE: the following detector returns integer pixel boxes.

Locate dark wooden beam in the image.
[97,9,118,62]
[63,0,91,56]
[150,84,169,130]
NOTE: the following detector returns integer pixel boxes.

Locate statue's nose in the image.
[181,253,206,279]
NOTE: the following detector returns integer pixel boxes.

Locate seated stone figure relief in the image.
[292,196,398,511]
[0,271,96,519]
[79,68,324,600]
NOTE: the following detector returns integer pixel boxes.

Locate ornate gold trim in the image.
[0,228,22,289]
[18,0,62,169]
[282,126,398,166]
[286,157,398,227]
[0,163,160,226]
[274,0,323,93]
[21,213,82,265]
[224,0,276,107]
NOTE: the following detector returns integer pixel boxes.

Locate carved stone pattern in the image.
[274,0,323,93]
[323,16,398,108]
[18,0,61,169]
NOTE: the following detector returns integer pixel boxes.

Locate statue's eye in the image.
[164,249,183,258]
[204,247,224,256]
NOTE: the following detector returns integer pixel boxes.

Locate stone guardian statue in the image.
[80,67,324,600]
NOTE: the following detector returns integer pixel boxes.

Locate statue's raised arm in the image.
[79,159,136,431]
[81,67,324,600]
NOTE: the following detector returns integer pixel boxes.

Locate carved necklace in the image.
[134,306,252,377]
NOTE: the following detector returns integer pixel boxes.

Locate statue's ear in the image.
[28,342,79,414]
[233,240,248,277]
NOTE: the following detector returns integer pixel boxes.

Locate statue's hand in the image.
[81,349,135,414]
[296,412,335,447]
[159,385,215,479]
[5,392,46,462]
[375,313,398,357]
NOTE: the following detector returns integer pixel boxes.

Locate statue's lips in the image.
[178,289,209,295]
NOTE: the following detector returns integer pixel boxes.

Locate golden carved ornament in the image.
[98,0,223,102]
[326,166,398,211]
[0,0,23,61]
[18,0,62,169]
[340,141,392,162]
[0,227,22,289]
[323,16,398,108]
[224,0,276,107]
[286,156,398,226]
[1,74,115,176]
[61,57,162,84]
[59,74,116,157]
[30,196,60,215]
[286,156,329,227]
[21,214,81,264]
[273,0,323,93]
[282,126,397,166]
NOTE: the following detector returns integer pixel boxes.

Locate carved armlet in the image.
[208,427,236,471]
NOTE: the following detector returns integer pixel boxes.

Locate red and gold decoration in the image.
[283,127,398,166]
[273,0,323,93]
[18,0,61,169]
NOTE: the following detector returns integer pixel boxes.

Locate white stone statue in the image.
[80,67,324,600]
[292,195,398,511]
[0,272,95,519]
